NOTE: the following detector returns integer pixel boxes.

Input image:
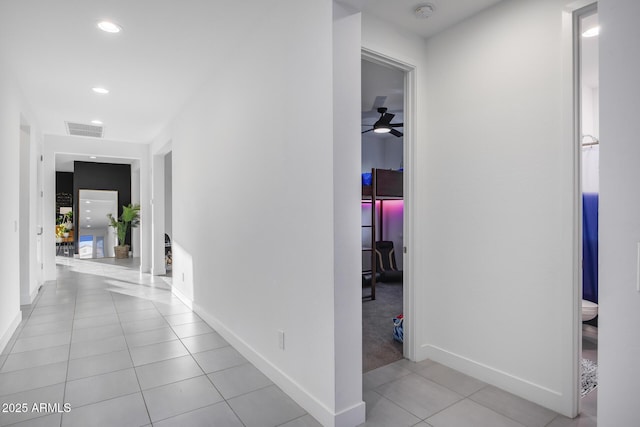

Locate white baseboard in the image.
[334,401,366,427]
[0,311,22,355]
[418,344,571,416]
[194,303,365,427]
[171,286,193,310]
[20,281,39,305]
[29,285,38,303]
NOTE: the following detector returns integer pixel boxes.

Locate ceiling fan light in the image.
[97,21,122,33]
[374,127,391,134]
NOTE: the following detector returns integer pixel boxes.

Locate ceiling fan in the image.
[362,107,404,137]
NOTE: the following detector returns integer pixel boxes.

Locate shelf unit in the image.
[362,168,403,301]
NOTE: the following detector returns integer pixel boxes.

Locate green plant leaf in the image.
[107,204,141,246]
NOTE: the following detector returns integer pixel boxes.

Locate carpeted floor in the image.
[362,281,403,372]
[581,358,598,397]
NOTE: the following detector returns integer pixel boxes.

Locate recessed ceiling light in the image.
[97,21,122,33]
[91,120,103,125]
[414,3,435,19]
[87,225,92,228]
[89,156,97,159]
[92,87,109,94]
[582,26,600,37]
[86,217,91,220]
[86,210,91,213]
[86,201,91,204]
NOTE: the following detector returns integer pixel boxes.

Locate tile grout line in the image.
[60,267,79,427]
[112,285,153,427]
[166,320,252,426]
[0,283,46,361]
[15,260,312,427]
[365,389,424,423]
[126,301,250,425]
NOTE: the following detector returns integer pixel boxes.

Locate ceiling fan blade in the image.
[361,129,374,134]
[390,129,403,138]
[378,113,395,126]
[390,123,404,127]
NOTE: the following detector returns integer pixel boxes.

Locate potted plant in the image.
[62,210,73,230]
[107,203,141,259]
[56,224,68,242]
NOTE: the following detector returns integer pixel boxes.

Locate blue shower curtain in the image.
[583,193,598,303]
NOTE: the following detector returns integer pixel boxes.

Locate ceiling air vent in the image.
[65,122,104,138]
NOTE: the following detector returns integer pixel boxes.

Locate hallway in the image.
[1,258,596,427]
[0,258,318,426]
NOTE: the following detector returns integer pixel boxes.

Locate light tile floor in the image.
[0,257,597,427]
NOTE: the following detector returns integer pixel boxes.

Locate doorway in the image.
[164,151,173,276]
[361,53,414,372]
[576,3,599,416]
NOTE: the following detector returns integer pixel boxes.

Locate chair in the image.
[375,241,403,283]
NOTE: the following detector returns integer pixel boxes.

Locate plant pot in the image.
[63,232,69,238]
[114,245,130,259]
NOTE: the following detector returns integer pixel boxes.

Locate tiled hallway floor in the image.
[1,258,317,427]
[1,257,596,426]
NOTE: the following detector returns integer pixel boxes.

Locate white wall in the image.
[361,135,403,172]
[19,127,31,302]
[19,122,43,306]
[0,60,41,352]
[43,135,151,279]
[364,0,578,416]
[581,80,599,195]
[333,3,365,425]
[155,1,362,424]
[598,0,640,424]
[581,86,599,139]
[422,0,577,415]
[422,0,576,415]
[29,124,44,298]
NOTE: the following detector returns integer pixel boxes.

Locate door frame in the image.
[151,140,172,276]
[361,48,417,361]
[564,0,598,416]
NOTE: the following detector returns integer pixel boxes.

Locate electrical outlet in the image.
[278,330,285,350]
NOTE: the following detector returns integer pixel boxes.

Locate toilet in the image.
[582,299,598,321]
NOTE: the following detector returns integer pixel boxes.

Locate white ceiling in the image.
[361,60,404,124]
[2,0,595,149]
[0,0,264,143]
[361,0,505,39]
[0,1,509,146]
